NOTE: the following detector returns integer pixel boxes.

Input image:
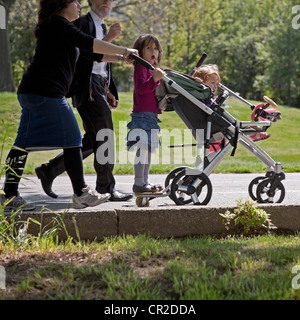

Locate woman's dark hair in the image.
[133,34,163,66]
[34,0,75,38]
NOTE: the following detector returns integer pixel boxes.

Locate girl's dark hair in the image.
[34,0,75,38]
[133,34,163,66]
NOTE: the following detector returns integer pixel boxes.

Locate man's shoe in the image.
[109,189,133,202]
[72,186,111,209]
[35,165,58,198]
[0,193,36,212]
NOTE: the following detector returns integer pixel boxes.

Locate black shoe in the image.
[132,184,153,194]
[35,165,58,198]
[109,189,133,202]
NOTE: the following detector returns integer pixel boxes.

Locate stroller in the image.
[129,54,285,207]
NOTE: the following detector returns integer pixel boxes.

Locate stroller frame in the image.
[129,54,286,207]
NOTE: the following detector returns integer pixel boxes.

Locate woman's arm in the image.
[100,54,123,63]
[93,39,137,58]
[60,17,137,58]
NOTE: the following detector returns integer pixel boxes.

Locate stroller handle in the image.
[195,52,208,68]
[190,52,208,76]
[129,54,155,71]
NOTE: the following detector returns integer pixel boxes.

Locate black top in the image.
[18,15,94,98]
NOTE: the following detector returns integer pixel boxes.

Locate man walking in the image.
[35,0,133,202]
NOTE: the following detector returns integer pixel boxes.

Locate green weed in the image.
[220,198,276,235]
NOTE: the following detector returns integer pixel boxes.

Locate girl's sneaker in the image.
[72,185,110,209]
[0,193,36,212]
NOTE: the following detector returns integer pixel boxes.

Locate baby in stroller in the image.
[192,64,220,95]
[191,64,270,142]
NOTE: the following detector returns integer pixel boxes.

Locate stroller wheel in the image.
[248,176,266,201]
[256,178,285,203]
[170,171,212,205]
[165,167,186,188]
[165,167,186,201]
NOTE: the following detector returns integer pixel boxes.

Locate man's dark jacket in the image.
[68,12,118,107]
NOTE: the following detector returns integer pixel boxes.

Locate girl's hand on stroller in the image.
[153,67,166,83]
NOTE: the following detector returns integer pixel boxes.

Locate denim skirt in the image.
[14,94,82,151]
[126,112,161,152]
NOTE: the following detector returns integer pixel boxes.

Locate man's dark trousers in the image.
[77,74,116,194]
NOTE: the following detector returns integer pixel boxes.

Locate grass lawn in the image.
[1,92,299,174]
[1,92,300,300]
[1,231,300,300]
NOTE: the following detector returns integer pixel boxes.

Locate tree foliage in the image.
[0,0,17,91]
[9,0,38,85]
[4,0,300,106]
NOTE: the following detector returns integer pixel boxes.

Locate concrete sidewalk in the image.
[10,173,300,211]
[2,173,300,240]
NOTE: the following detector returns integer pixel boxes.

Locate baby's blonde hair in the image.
[193,64,220,82]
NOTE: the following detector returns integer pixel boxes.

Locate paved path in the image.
[1,173,299,212]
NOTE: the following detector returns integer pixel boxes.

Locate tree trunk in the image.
[0,0,16,92]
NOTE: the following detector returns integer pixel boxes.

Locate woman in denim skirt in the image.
[0,0,137,211]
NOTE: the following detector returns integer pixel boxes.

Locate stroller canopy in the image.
[156,69,211,111]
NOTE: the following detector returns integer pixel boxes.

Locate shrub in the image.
[220,198,276,235]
